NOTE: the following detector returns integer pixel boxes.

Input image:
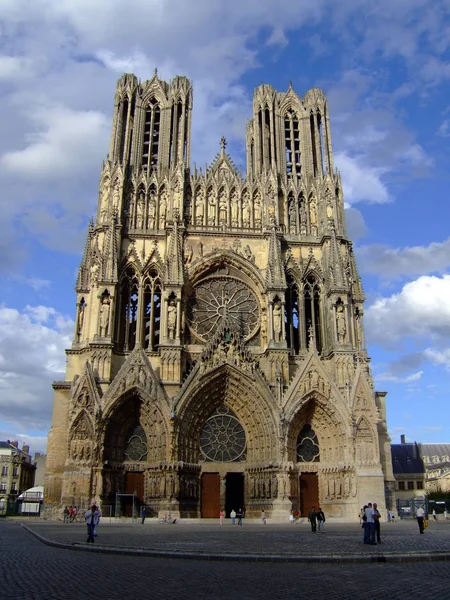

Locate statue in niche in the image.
[336,304,346,343]
[184,243,193,265]
[267,186,276,225]
[242,194,250,227]
[207,190,216,225]
[218,189,227,225]
[148,192,156,229]
[273,301,282,342]
[90,263,99,287]
[173,179,182,214]
[137,190,145,229]
[159,189,167,229]
[99,297,110,337]
[77,302,85,338]
[260,313,267,345]
[310,369,319,388]
[254,193,262,227]
[125,187,134,228]
[100,180,109,222]
[309,194,317,226]
[299,200,307,234]
[231,190,238,226]
[195,188,204,225]
[326,189,334,220]
[112,180,120,211]
[288,200,296,234]
[167,300,177,340]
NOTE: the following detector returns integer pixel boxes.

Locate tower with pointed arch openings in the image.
[45,72,395,521]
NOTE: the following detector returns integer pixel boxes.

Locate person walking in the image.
[316,507,326,533]
[72,506,78,522]
[261,510,266,524]
[364,503,376,544]
[416,505,426,534]
[219,509,225,525]
[237,507,244,526]
[63,506,69,523]
[432,509,437,521]
[372,503,382,543]
[230,508,236,525]
[141,507,146,524]
[308,506,317,533]
[85,504,101,543]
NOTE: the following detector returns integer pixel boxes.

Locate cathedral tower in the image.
[45,72,395,520]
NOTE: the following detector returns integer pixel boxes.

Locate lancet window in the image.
[117,267,139,352]
[142,269,162,351]
[169,100,183,167]
[142,98,161,171]
[284,110,301,176]
[118,98,128,163]
[286,274,300,354]
[304,275,322,353]
[310,112,318,177]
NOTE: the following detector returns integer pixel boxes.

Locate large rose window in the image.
[187,277,260,341]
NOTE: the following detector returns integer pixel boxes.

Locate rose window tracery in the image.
[296,424,320,462]
[199,405,246,462]
[187,277,260,341]
[124,425,148,461]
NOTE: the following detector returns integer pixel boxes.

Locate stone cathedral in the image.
[45,71,395,520]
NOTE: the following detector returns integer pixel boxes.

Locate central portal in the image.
[225,472,244,518]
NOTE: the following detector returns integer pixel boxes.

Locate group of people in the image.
[228,508,245,525]
[307,506,326,532]
[63,506,78,523]
[361,502,382,545]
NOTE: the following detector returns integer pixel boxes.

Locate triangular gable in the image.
[302,248,323,280]
[142,240,164,273]
[350,365,379,420]
[282,352,348,422]
[102,346,170,411]
[69,361,101,423]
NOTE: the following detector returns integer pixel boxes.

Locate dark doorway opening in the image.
[123,472,144,517]
[201,473,220,518]
[225,472,244,518]
[300,472,319,517]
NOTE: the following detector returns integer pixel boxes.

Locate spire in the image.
[76,227,93,292]
[164,219,184,285]
[265,228,286,288]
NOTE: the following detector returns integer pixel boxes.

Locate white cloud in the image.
[423,348,450,369]
[0,56,35,80]
[375,370,424,383]
[1,104,109,178]
[0,305,73,431]
[335,152,390,204]
[437,119,450,137]
[365,274,450,344]
[357,237,450,279]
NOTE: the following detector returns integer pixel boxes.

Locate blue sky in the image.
[1,0,450,455]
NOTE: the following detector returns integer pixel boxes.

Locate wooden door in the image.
[201,473,220,518]
[300,473,319,517]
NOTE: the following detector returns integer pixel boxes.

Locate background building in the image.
[0,441,36,514]
[418,443,450,494]
[391,435,426,505]
[44,71,395,520]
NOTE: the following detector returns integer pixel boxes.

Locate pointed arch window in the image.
[117,267,139,352]
[142,98,161,171]
[285,110,301,177]
[118,98,128,163]
[297,424,320,462]
[286,273,300,354]
[142,269,162,350]
[317,111,326,175]
[304,275,322,353]
[199,405,246,462]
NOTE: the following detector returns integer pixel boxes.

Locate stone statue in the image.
[208,190,216,225]
[309,194,317,226]
[195,188,204,225]
[336,304,346,343]
[218,189,227,224]
[159,189,167,229]
[137,190,145,229]
[112,180,120,210]
[273,301,282,342]
[231,191,238,226]
[184,243,193,265]
[254,193,262,227]
[99,297,110,337]
[288,200,296,234]
[242,198,250,227]
[77,302,85,337]
[90,263,99,286]
[299,200,307,234]
[167,300,177,340]
[148,193,156,229]
[173,179,182,214]
[100,178,110,221]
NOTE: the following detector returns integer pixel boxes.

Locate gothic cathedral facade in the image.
[45,71,395,520]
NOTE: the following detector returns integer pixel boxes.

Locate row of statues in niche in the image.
[76,296,111,341]
[247,472,279,499]
[322,471,357,499]
[287,189,336,236]
[146,473,199,499]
